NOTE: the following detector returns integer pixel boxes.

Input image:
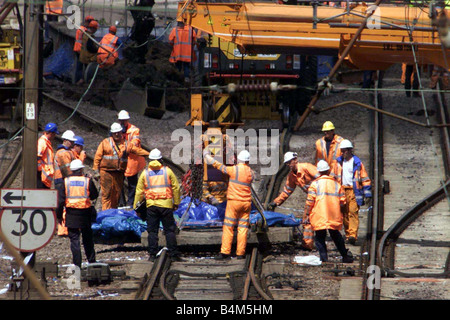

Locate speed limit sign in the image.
[0,208,56,252]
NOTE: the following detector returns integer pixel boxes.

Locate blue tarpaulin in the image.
[92,197,301,240]
[43,41,74,79]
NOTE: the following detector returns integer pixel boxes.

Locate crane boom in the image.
[178,1,450,70]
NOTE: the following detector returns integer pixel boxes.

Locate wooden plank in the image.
[141,227,294,247]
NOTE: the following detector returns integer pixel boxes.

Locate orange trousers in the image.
[342,187,359,239]
[221,199,251,256]
[100,170,124,210]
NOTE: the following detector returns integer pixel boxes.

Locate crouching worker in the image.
[57,160,99,268]
[304,160,353,263]
[134,149,181,262]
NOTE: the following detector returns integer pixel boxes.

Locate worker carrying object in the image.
[304,160,353,263]
[93,122,149,210]
[74,16,95,84]
[268,151,319,250]
[133,149,182,262]
[79,20,99,75]
[204,149,255,260]
[97,25,122,69]
[57,159,99,268]
[314,121,344,170]
[117,110,146,206]
[37,123,59,189]
[169,21,197,83]
[332,139,372,245]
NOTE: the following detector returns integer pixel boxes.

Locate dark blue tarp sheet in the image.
[92,197,301,240]
[43,41,74,79]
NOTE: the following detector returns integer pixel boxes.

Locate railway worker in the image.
[93,122,149,210]
[54,130,77,236]
[79,20,99,78]
[45,0,63,22]
[117,110,146,207]
[303,160,353,263]
[133,148,181,262]
[204,149,255,260]
[332,139,372,245]
[54,130,77,186]
[169,20,197,83]
[267,151,319,250]
[37,122,59,189]
[56,159,99,268]
[74,16,95,84]
[430,65,449,90]
[314,120,344,171]
[72,136,87,163]
[403,63,420,97]
[97,25,122,69]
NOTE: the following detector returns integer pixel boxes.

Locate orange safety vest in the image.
[37,135,55,188]
[124,124,146,177]
[217,163,254,202]
[169,26,197,63]
[54,147,75,184]
[64,176,92,209]
[97,33,119,68]
[314,134,344,167]
[306,175,346,231]
[74,26,86,52]
[144,166,173,200]
[45,0,63,15]
[274,162,320,204]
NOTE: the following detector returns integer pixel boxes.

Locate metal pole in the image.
[293,0,384,131]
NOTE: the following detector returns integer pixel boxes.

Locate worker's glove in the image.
[318,77,333,96]
[267,202,277,211]
[210,197,220,206]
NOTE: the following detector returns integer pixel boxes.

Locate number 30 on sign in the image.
[0,208,56,252]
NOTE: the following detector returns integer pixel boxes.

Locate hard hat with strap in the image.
[321,121,335,131]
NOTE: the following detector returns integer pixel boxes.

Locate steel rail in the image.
[141,249,168,300]
[249,247,273,300]
[0,143,22,188]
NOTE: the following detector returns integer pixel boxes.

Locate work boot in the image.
[347,236,356,245]
[342,250,354,263]
[236,255,245,260]
[215,253,230,260]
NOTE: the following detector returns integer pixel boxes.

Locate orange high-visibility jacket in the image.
[97,33,119,68]
[37,135,55,188]
[45,0,63,15]
[74,26,87,52]
[124,124,146,177]
[209,160,254,202]
[93,137,149,172]
[143,166,173,200]
[64,176,92,209]
[274,162,319,205]
[169,26,197,63]
[314,134,344,167]
[306,175,346,231]
[54,147,75,185]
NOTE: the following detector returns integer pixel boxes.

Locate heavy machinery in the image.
[0,1,22,113]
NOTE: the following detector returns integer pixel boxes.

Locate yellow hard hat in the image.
[322,121,335,131]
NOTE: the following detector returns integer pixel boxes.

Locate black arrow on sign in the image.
[2,192,26,204]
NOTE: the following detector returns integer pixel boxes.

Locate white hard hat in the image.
[317,160,330,172]
[340,139,353,149]
[118,110,130,120]
[237,150,250,162]
[149,148,162,160]
[69,159,85,171]
[61,130,77,141]
[284,151,298,163]
[110,122,123,133]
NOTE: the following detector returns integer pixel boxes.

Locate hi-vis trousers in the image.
[221,199,251,256]
[342,187,359,240]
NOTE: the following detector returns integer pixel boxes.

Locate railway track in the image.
[135,247,272,300]
[365,78,450,299]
